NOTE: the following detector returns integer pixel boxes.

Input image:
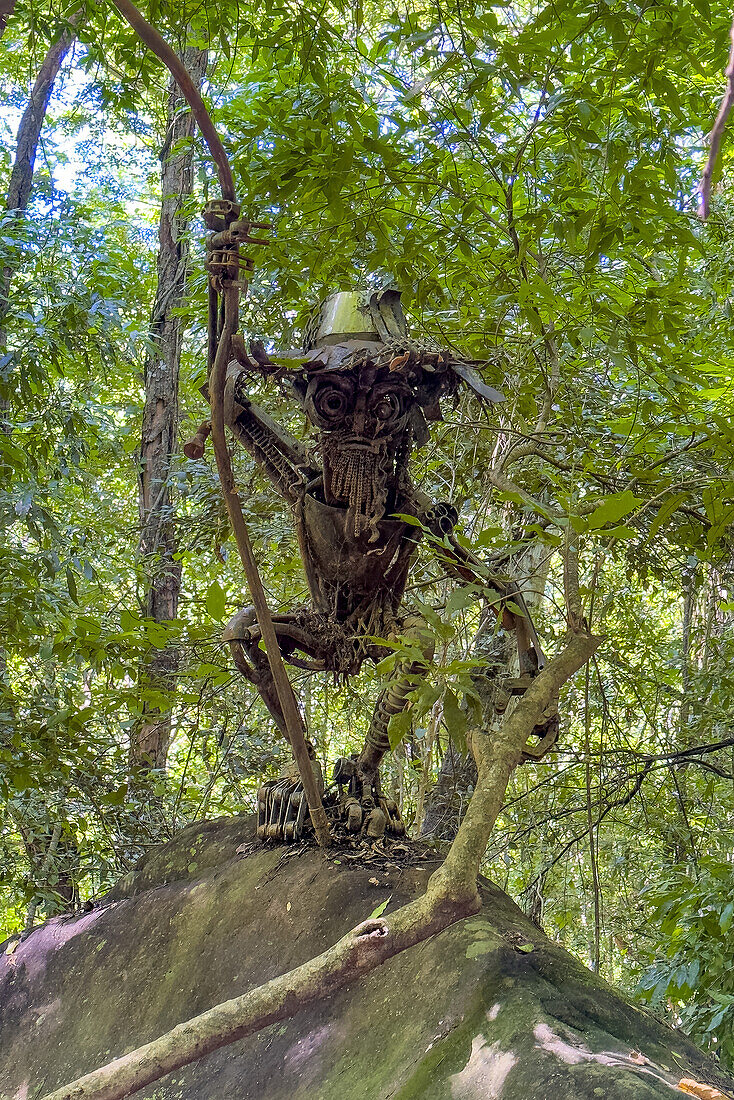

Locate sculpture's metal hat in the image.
[304,289,407,349]
[233,287,505,407]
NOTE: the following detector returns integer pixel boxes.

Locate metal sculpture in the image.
[107,1,557,848]
[189,270,558,841]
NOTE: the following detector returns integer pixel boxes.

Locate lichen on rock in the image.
[1,816,731,1100]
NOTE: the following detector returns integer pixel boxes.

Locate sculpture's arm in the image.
[407,487,546,669]
[224,363,318,505]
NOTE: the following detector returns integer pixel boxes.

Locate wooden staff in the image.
[111,0,332,846]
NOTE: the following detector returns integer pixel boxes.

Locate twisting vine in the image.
[110,0,331,845]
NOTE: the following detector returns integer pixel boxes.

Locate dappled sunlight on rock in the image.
[450,1034,517,1098]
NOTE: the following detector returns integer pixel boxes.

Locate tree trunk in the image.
[4,26,76,214]
[421,542,551,842]
[419,737,478,841]
[1,17,79,403]
[0,20,78,683]
[0,0,17,37]
[1,14,79,253]
[131,46,207,775]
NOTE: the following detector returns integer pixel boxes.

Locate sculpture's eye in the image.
[373,392,401,422]
[314,385,348,421]
[324,392,344,414]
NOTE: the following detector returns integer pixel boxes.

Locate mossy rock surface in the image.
[1,815,732,1100]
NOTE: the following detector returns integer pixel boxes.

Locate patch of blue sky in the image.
[1,44,158,235]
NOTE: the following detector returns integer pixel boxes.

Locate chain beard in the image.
[323,439,393,541]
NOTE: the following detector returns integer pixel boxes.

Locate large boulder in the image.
[1,816,732,1100]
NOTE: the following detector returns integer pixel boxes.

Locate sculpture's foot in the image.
[256,778,311,841]
[256,743,326,842]
[332,756,406,839]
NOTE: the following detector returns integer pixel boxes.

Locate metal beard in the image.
[324,442,392,541]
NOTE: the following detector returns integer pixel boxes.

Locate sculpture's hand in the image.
[422,508,547,671]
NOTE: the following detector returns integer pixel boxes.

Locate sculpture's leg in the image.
[338,613,435,838]
[225,606,330,737]
[226,607,330,843]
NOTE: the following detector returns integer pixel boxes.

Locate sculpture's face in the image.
[283,335,502,537]
[304,368,412,442]
[302,365,417,538]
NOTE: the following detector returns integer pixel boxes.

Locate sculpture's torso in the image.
[295,482,419,625]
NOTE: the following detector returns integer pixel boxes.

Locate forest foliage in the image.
[2,0,734,1070]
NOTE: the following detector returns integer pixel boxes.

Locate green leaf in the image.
[387,710,412,750]
[391,512,425,527]
[443,687,467,749]
[205,580,226,620]
[646,492,689,541]
[120,609,142,634]
[65,566,78,605]
[707,1007,729,1031]
[445,587,477,617]
[586,491,641,530]
[11,768,32,791]
[369,895,392,919]
[100,784,127,806]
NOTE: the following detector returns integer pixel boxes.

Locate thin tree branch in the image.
[110,0,235,200]
[699,16,734,219]
[2,13,80,302]
[579,735,734,764]
[522,762,652,893]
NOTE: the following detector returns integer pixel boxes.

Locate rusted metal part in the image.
[254,750,409,842]
[256,747,325,842]
[361,613,435,767]
[214,291,553,837]
[183,420,211,460]
[332,756,406,839]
